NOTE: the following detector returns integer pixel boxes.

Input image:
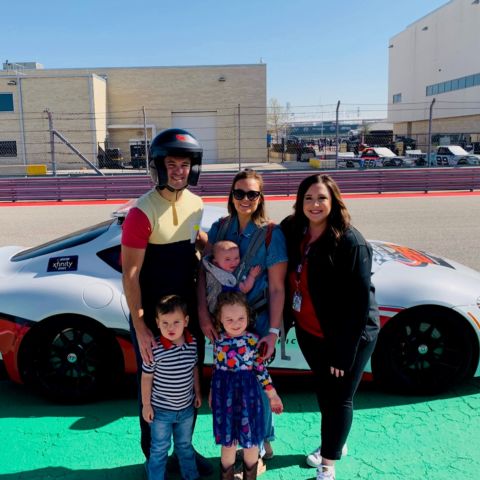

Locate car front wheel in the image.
[19,316,123,402]
[372,307,474,394]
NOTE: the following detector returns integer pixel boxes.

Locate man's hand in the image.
[194,392,202,408]
[257,332,277,360]
[136,321,156,364]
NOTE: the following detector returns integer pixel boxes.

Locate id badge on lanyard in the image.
[292,290,302,312]
[292,240,310,313]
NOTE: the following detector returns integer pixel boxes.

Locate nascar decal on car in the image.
[372,242,454,269]
[47,255,79,272]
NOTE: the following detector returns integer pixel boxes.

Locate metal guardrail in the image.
[0,168,479,202]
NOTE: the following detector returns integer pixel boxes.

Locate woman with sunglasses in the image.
[198,169,287,472]
[280,174,379,480]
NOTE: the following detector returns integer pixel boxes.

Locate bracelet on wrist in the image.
[269,327,280,336]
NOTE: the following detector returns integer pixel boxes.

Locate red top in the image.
[121,207,152,248]
[288,235,324,338]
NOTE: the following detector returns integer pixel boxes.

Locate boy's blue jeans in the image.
[148,405,199,480]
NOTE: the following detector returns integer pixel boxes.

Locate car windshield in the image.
[11,220,114,262]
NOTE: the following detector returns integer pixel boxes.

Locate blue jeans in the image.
[148,405,199,480]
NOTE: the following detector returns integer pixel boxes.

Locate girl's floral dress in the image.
[211,332,274,447]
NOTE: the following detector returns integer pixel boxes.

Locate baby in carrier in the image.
[202,240,261,314]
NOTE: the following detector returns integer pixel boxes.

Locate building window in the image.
[0,140,17,157]
[392,93,402,104]
[0,93,14,112]
[426,72,480,96]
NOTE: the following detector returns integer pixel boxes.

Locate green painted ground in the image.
[0,377,479,480]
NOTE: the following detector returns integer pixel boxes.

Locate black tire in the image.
[18,316,123,403]
[372,307,474,394]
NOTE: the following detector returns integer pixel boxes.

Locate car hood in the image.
[371,240,480,307]
[0,246,24,276]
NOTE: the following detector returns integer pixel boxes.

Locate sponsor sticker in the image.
[47,255,78,272]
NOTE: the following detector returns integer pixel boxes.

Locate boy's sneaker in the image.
[316,465,335,480]
[306,444,347,468]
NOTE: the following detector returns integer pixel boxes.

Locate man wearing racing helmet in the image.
[121,128,212,475]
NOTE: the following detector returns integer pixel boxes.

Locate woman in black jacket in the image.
[280,174,379,480]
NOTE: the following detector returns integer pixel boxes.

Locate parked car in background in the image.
[436,145,480,166]
[360,147,405,167]
[405,149,428,166]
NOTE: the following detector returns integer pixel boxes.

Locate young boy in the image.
[141,295,201,480]
[202,240,261,313]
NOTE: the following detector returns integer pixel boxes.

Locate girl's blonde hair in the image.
[213,291,253,332]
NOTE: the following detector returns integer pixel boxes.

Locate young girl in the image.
[210,291,283,480]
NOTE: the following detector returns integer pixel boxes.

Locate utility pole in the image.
[45,108,56,175]
[427,98,436,166]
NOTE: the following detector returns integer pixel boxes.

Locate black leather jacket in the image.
[281,216,380,372]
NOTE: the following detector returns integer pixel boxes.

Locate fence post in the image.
[237,103,242,171]
[45,108,56,176]
[143,106,149,173]
[427,98,436,166]
[335,100,340,169]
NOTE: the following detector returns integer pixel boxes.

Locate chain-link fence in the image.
[1,102,480,176]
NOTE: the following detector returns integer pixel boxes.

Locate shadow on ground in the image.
[0,372,479,426]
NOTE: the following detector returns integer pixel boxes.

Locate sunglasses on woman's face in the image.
[232,189,261,201]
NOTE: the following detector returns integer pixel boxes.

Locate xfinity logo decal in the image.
[47,256,78,272]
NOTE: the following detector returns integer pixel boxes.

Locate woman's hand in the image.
[330,366,345,378]
[258,332,277,360]
[199,311,218,343]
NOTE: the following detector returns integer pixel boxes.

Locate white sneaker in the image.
[306,444,348,468]
[316,465,335,479]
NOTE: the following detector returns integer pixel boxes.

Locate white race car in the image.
[435,145,480,166]
[1,206,479,400]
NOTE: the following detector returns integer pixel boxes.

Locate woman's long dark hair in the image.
[292,174,351,242]
[227,169,268,225]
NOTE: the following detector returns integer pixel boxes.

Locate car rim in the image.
[390,317,464,389]
[35,327,102,396]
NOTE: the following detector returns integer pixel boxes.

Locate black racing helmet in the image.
[149,128,203,188]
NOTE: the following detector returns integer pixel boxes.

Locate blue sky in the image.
[2,0,447,118]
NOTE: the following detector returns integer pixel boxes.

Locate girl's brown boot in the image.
[242,461,258,480]
[220,462,235,480]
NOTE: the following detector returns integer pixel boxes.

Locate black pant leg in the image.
[296,325,376,460]
[129,316,152,460]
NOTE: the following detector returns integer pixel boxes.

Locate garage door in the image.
[172,112,218,164]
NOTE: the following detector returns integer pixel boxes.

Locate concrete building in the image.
[0,62,266,171]
[388,0,480,146]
